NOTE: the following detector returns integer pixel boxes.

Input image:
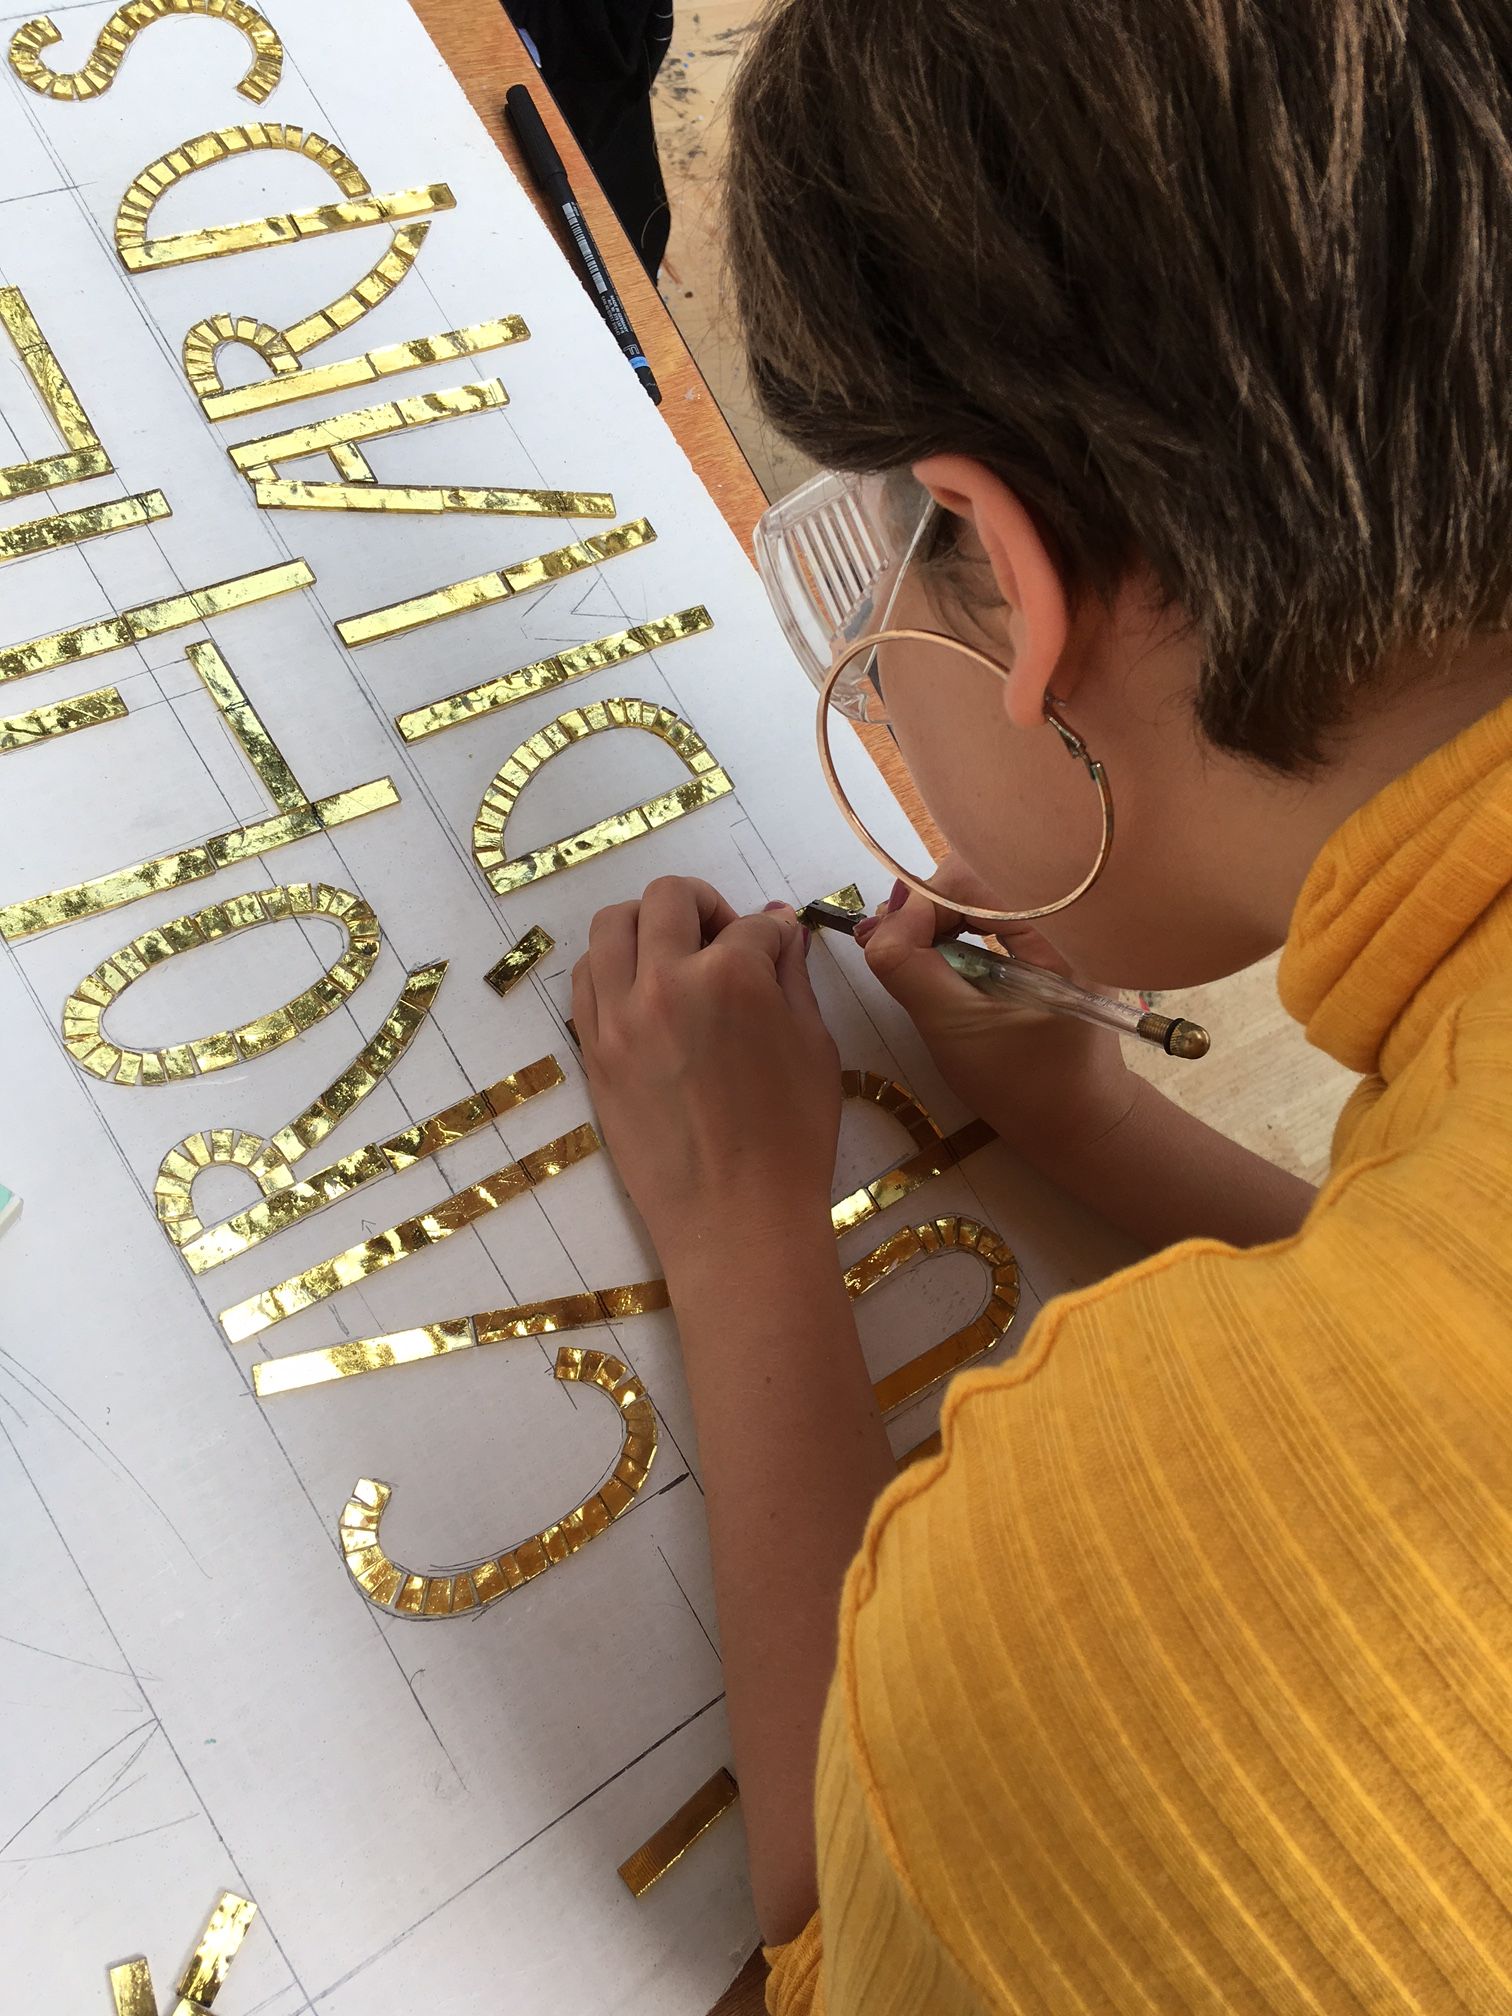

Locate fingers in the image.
[710,905,798,972]
[773,905,824,1021]
[715,902,827,1023]
[570,952,598,1053]
[636,876,741,965]
[579,890,818,1053]
[587,899,641,995]
[985,917,1076,979]
[855,875,963,947]
[861,887,982,1022]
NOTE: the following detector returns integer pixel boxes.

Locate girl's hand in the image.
[858,859,1138,1162]
[573,877,842,1273]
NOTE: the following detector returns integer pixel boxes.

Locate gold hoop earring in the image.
[815,627,1113,925]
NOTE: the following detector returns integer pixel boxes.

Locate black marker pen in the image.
[504,83,662,405]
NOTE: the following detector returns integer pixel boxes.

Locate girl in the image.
[574,2,1512,2008]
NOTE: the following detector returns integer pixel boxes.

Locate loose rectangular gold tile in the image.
[312,777,402,823]
[396,606,714,741]
[0,488,170,563]
[336,519,655,646]
[482,924,555,997]
[200,315,531,419]
[617,1769,740,1898]
[108,1958,156,2016]
[176,1891,257,2006]
[0,684,126,754]
[0,558,314,685]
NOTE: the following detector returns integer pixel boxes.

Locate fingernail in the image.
[762,900,792,915]
[801,926,812,953]
[853,916,878,946]
[886,879,909,913]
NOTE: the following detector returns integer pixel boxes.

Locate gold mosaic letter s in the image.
[9,3,282,104]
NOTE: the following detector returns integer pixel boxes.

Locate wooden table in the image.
[415,0,768,552]
[406,12,774,2007]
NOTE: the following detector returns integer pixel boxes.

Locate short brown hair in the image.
[726,0,1512,769]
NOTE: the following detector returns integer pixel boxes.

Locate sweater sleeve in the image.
[763,1911,824,2015]
[795,1143,1512,2013]
[762,1630,988,2016]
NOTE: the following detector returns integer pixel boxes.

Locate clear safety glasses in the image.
[754,468,937,723]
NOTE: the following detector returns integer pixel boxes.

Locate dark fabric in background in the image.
[502,0,673,276]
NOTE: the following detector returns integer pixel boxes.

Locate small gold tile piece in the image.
[338,1347,657,1618]
[229,376,613,518]
[0,285,111,501]
[60,883,380,1086]
[105,1890,256,2016]
[821,882,866,913]
[0,683,126,754]
[197,315,531,419]
[617,1768,740,1898]
[9,4,282,103]
[0,638,397,939]
[482,924,554,998]
[0,558,313,687]
[845,1217,1020,1414]
[108,1958,156,2016]
[115,122,455,270]
[251,1277,670,1396]
[219,1122,600,1341]
[0,488,170,564]
[336,518,655,647]
[178,1055,564,1271]
[176,1891,258,2005]
[396,606,714,742]
[472,696,734,895]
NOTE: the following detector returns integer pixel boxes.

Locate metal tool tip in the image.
[1167,1019,1211,1059]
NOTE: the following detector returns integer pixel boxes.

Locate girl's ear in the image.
[913,454,1070,729]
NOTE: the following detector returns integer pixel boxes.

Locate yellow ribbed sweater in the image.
[767,699,1512,2014]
